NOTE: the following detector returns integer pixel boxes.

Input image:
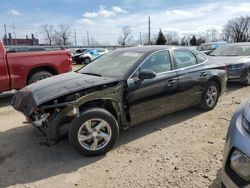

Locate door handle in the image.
[200,72,207,77]
[167,79,177,86]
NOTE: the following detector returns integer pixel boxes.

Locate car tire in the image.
[28,71,53,84]
[241,69,250,86]
[84,57,91,64]
[68,108,119,156]
[75,60,83,65]
[199,81,220,111]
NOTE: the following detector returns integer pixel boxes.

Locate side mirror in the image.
[138,69,156,80]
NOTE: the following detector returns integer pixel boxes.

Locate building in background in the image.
[3,33,39,46]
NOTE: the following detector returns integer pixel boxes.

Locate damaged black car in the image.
[11,46,227,156]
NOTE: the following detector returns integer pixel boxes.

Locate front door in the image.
[127,50,179,126]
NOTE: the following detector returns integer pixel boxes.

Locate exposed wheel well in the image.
[27,66,58,84]
[79,99,118,121]
[208,77,221,94]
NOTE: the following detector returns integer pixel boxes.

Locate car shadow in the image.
[209,168,222,188]
[0,91,15,108]
[225,83,245,94]
[0,107,203,187]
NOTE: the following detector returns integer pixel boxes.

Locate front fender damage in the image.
[29,82,126,145]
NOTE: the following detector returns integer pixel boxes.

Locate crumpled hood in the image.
[11,72,117,116]
[209,56,250,65]
[244,99,250,123]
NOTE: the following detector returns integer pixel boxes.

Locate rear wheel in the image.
[28,71,53,84]
[84,57,91,64]
[69,108,119,156]
[241,69,250,86]
[199,81,220,110]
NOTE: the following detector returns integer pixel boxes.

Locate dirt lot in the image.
[0,70,249,187]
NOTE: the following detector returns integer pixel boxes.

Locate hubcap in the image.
[206,85,218,108]
[77,119,112,151]
[38,75,49,81]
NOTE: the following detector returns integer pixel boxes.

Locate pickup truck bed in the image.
[0,41,72,92]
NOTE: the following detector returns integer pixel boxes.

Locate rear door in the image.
[173,49,209,108]
[127,50,179,126]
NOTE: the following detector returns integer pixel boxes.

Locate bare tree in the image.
[53,24,72,45]
[40,24,55,45]
[117,25,133,46]
[223,16,250,42]
[165,31,179,45]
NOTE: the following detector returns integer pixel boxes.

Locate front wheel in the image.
[199,81,220,111]
[69,108,119,156]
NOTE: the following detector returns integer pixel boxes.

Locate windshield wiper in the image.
[82,72,102,77]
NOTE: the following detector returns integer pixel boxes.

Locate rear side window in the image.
[173,50,197,69]
[194,51,208,63]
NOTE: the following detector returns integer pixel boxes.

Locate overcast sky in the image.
[0,0,250,45]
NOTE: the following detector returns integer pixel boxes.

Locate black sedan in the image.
[210,42,250,85]
[11,46,227,156]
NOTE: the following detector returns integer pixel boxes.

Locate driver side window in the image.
[132,50,171,78]
[140,50,171,74]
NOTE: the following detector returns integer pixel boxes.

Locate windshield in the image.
[78,50,144,78]
[211,45,250,56]
[197,44,214,51]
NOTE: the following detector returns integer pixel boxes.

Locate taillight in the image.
[66,50,72,71]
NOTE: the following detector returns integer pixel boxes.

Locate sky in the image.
[0,0,250,45]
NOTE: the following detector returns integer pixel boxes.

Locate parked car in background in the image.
[0,40,72,93]
[7,46,47,53]
[210,43,250,85]
[11,46,227,156]
[221,98,250,188]
[197,41,227,55]
[75,48,108,64]
[72,48,88,63]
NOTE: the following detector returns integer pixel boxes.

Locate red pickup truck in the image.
[0,41,72,93]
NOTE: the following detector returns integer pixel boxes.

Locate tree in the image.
[117,25,133,46]
[190,35,197,46]
[223,16,250,42]
[165,31,179,45]
[53,24,72,45]
[156,29,166,45]
[40,24,55,45]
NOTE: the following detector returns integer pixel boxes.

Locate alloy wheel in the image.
[77,118,112,151]
[206,85,218,108]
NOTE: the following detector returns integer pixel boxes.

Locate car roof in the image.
[114,45,186,54]
[225,42,250,46]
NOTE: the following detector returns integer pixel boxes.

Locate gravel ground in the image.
[0,71,249,188]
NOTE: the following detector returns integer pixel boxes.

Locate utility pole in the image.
[74,29,77,46]
[12,23,17,45]
[139,32,142,45]
[87,31,90,46]
[148,16,151,45]
[4,24,8,45]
